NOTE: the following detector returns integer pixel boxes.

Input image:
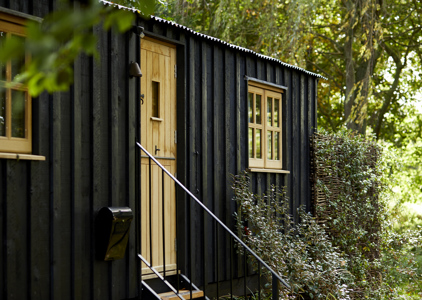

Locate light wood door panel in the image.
[140,38,177,276]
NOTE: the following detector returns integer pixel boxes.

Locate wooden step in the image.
[158,289,204,300]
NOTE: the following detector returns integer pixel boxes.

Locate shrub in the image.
[233,173,353,300]
[311,129,387,298]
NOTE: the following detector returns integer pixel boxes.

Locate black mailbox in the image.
[96,207,133,261]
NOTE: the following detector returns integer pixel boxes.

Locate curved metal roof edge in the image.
[99,0,326,80]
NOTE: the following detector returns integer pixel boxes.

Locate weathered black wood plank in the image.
[186,36,196,281]
[51,90,72,300]
[6,161,29,299]
[1,160,5,299]
[291,70,300,219]
[203,40,216,285]
[201,40,210,290]
[110,28,127,300]
[126,29,138,299]
[300,73,307,209]
[9,0,29,12]
[91,24,111,300]
[212,44,226,283]
[29,90,50,299]
[193,36,204,284]
[224,48,236,279]
[72,51,93,300]
[31,0,50,18]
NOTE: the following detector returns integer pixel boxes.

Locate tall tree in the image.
[308,0,422,138]
[158,0,422,140]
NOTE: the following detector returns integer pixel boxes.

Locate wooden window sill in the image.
[248,168,290,174]
[0,152,46,161]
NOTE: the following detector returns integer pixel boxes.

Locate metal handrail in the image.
[136,142,290,291]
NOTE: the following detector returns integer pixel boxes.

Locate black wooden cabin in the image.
[0,1,322,299]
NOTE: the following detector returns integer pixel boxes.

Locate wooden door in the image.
[140,38,177,277]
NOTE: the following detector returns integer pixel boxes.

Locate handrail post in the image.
[162,169,166,279]
[149,157,153,265]
[272,274,279,300]
[243,246,247,299]
[258,261,261,300]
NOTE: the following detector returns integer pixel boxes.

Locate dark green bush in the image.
[233,130,422,299]
[233,173,353,299]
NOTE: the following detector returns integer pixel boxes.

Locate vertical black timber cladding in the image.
[299,74,306,209]
[284,68,292,203]
[224,48,236,280]
[5,161,28,299]
[202,40,215,286]
[212,44,225,283]
[291,70,300,219]
[237,54,247,173]
[300,74,309,210]
[92,24,110,299]
[200,40,208,287]
[0,160,4,300]
[193,36,203,284]
[186,35,195,280]
[52,89,72,300]
[127,29,138,299]
[72,51,92,300]
[192,37,206,282]
[308,77,316,208]
[9,0,29,12]
[30,91,51,299]
[110,27,127,300]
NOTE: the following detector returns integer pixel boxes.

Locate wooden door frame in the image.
[136,33,189,278]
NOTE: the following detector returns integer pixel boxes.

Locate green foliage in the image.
[382,140,422,206]
[157,0,422,139]
[0,0,155,96]
[382,228,422,298]
[233,173,353,300]
[313,129,389,298]
[314,129,422,298]
[233,131,422,299]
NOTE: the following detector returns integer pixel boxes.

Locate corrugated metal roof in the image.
[99,0,325,79]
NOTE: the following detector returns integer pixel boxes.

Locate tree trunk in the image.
[344,0,357,131]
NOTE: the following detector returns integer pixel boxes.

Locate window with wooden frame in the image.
[248,80,286,172]
[0,12,31,154]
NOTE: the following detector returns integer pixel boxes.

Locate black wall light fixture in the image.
[129,61,142,78]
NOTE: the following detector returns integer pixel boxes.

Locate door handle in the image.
[155,145,160,155]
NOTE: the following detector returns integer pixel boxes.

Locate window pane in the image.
[0,90,5,136]
[267,131,272,160]
[249,128,254,158]
[267,97,272,126]
[11,90,25,138]
[256,129,261,159]
[152,81,159,118]
[274,98,280,127]
[275,132,280,160]
[248,93,253,123]
[11,35,25,80]
[0,32,5,81]
[255,94,261,124]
